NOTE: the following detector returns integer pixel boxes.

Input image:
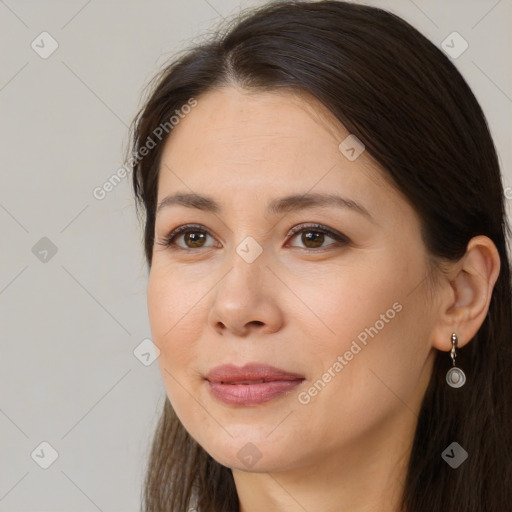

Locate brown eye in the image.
[181,231,208,248]
[157,223,349,252]
[158,224,217,250]
[287,224,349,250]
[299,231,326,249]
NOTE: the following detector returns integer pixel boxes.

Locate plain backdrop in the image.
[1,0,511,510]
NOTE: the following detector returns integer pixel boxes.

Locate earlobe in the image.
[431,235,500,352]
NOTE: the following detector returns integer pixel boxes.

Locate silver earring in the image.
[446,333,466,388]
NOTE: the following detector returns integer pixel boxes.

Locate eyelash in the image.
[156,223,350,252]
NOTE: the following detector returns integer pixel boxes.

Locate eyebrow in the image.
[156,192,373,220]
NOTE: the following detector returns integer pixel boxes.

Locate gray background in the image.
[1,0,510,510]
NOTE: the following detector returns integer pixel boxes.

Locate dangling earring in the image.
[446,333,466,388]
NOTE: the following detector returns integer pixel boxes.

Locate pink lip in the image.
[205,363,305,406]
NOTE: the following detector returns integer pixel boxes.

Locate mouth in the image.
[205,363,305,406]
[221,379,280,385]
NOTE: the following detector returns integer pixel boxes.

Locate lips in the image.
[205,363,305,406]
[206,363,304,383]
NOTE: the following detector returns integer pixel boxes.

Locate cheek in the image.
[147,262,201,339]
[147,273,201,424]
[288,259,401,351]
[147,268,201,374]
[147,270,213,438]
[295,254,429,399]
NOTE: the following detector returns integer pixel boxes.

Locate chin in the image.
[197,433,300,473]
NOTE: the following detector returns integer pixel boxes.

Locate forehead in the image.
[162,86,348,162]
[156,86,397,215]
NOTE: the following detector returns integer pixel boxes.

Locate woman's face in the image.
[147,86,439,473]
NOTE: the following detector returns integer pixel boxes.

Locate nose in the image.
[207,248,284,337]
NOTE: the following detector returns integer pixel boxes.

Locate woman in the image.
[129,1,512,510]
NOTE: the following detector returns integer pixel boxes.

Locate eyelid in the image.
[282,224,350,252]
[159,223,218,250]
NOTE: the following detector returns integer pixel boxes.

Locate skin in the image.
[147,86,500,512]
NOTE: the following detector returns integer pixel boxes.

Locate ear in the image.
[431,235,501,351]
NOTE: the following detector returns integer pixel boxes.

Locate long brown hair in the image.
[129,1,512,510]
